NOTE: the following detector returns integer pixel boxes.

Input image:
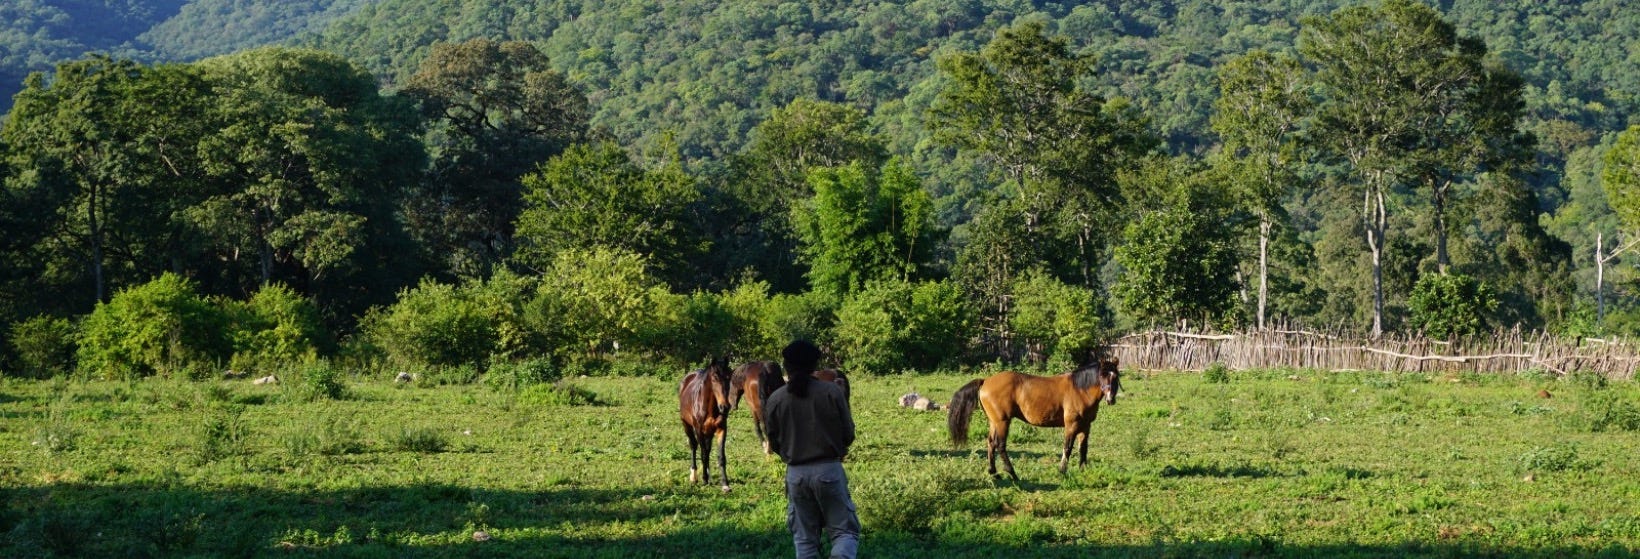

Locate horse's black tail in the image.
[947,378,984,448]
[758,363,785,404]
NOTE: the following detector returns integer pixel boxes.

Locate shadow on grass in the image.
[909,448,1057,461]
[1,482,1631,558]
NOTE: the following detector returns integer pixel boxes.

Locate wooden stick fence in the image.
[1108,330,1640,380]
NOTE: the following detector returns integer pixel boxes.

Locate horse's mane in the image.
[1070,362,1103,391]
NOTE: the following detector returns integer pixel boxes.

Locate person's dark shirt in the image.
[763,379,855,465]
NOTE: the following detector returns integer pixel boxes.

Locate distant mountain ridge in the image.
[0,0,366,112]
[3,0,1636,159]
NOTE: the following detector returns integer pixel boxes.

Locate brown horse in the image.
[728,360,782,454]
[947,357,1121,480]
[756,367,849,403]
[679,355,734,491]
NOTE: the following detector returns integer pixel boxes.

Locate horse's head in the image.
[1099,357,1121,405]
[706,355,734,415]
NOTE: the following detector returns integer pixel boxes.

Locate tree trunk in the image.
[1597,232,1606,324]
[1258,216,1270,330]
[1432,177,1450,273]
[88,182,106,303]
[1365,176,1387,338]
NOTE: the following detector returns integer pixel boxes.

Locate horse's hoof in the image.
[720,485,732,493]
[689,471,698,483]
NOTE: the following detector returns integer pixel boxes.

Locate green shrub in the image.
[222,283,330,368]
[1202,362,1231,384]
[525,247,672,364]
[833,279,974,374]
[389,426,449,453]
[196,407,249,464]
[1567,391,1640,432]
[9,315,78,378]
[636,289,737,365]
[290,362,348,401]
[485,358,560,391]
[517,381,603,407]
[77,273,232,379]
[1516,442,1587,473]
[1008,270,1100,365]
[1407,273,1498,339]
[758,290,838,354]
[364,279,497,369]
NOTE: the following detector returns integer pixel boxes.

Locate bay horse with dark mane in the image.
[679,355,734,490]
[729,360,782,454]
[754,367,849,404]
[947,357,1121,480]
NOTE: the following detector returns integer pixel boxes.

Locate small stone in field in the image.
[473,530,491,542]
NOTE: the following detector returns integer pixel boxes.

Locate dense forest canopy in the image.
[3,0,1640,379]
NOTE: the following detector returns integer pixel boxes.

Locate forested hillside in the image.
[0,0,356,112]
[4,0,1640,381]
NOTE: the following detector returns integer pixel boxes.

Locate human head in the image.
[782,339,822,375]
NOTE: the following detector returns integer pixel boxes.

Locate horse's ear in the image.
[1103,356,1120,369]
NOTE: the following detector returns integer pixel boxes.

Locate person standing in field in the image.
[764,339,860,559]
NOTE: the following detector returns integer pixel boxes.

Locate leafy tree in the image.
[2,56,213,306]
[1600,125,1640,323]
[1300,0,1485,336]
[792,158,940,299]
[1007,270,1099,367]
[930,20,1154,289]
[399,39,590,278]
[513,141,702,283]
[524,246,673,364]
[952,193,1048,357]
[190,47,424,295]
[1211,50,1311,329]
[1113,160,1241,328]
[715,98,888,292]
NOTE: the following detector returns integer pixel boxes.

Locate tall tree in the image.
[513,141,702,284]
[1,56,211,307]
[929,21,1153,289]
[190,47,424,305]
[720,98,888,292]
[1299,0,1482,336]
[1113,158,1240,328]
[1600,125,1640,323]
[792,158,941,299]
[1211,50,1311,330]
[399,39,590,279]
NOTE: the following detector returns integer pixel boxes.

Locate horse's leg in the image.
[752,404,770,454]
[1059,426,1076,474]
[715,425,731,491]
[985,418,1001,477]
[685,426,700,484]
[995,420,1018,481]
[1078,421,1092,468]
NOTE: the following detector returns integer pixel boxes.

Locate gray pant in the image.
[785,461,860,559]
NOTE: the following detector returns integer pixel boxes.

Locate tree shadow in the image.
[1,481,1629,558]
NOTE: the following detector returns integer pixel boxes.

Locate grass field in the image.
[3,366,1639,558]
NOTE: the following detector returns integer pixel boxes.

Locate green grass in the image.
[2,369,1639,557]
